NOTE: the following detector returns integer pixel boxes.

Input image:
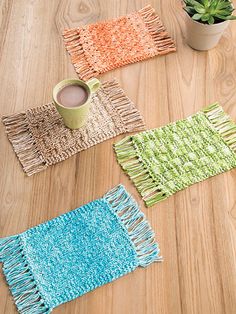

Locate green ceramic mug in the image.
[53,78,101,129]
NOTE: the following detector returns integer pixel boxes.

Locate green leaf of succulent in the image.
[194,5,206,13]
[186,0,205,7]
[211,0,221,10]
[200,0,208,4]
[201,13,210,21]
[208,15,215,24]
[224,14,236,20]
[192,13,203,20]
[214,13,228,19]
[214,10,229,16]
[205,0,211,8]
[184,6,196,14]
[218,3,233,10]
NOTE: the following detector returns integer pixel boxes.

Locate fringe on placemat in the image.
[102,79,146,132]
[139,5,176,54]
[0,236,51,313]
[114,137,167,207]
[2,113,47,176]
[202,102,236,153]
[104,184,162,266]
[63,28,99,80]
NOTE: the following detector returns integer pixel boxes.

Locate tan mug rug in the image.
[63,5,176,80]
[2,79,145,176]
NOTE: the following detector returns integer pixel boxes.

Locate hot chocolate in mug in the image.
[53,78,100,129]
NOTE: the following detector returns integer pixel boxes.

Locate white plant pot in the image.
[185,13,230,51]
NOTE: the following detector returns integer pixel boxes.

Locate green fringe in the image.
[202,102,236,152]
[114,137,167,207]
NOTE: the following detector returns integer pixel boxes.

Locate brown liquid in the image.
[57,84,88,107]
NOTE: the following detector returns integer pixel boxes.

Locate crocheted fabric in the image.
[63,5,176,80]
[2,79,145,176]
[0,185,160,313]
[114,103,236,207]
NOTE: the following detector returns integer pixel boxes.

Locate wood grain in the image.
[0,0,236,313]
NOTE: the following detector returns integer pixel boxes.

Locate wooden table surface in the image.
[1,1,236,313]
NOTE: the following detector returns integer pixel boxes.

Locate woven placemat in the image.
[2,79,145,176]
[63,5,176,80]
[0,185,160,313]
[114,103,236,207]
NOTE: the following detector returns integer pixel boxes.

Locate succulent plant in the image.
[183,0,236,24]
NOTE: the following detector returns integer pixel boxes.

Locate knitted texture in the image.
[0,185,161,313]
[2,79,145,176]
[114,103,236,207]
[63,5,176,80]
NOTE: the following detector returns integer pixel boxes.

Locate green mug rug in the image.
[114,103,236,207]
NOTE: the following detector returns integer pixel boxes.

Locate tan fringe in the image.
[139,5,176,54]
[202,102,236,153]
[102,79,145,132]
[2,113,47,176]
[114,136,167,207]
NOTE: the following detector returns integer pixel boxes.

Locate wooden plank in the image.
[0,0,236,313]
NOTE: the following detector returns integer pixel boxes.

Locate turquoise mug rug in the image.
[0,185,161,313]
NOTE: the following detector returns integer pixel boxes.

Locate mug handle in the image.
[86,78,101,93]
